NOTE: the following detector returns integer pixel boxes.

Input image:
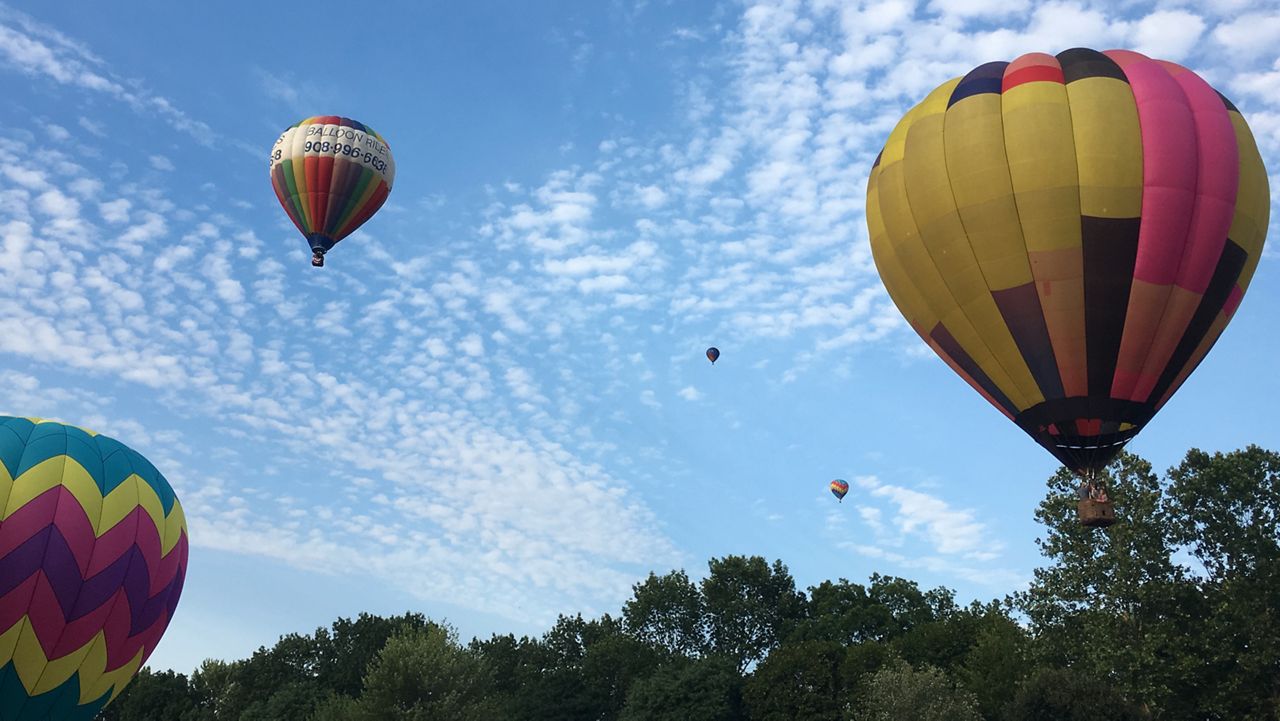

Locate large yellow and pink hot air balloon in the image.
[269,115,396,267]
[0,417,188,720]
[867,48,1268,478]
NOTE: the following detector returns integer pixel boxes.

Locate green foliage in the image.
[623,570,708,656]
[98,669,196,721]
[1165,446,1280,719]
[1003,667,1143,721]
[701,556,806,671]
[742,640,844,721]
[349,623,497,720]
[856,661,981,721]
[954,608,1031,719]
[619,656,743,721]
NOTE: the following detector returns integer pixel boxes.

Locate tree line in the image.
[101,446,1280,720]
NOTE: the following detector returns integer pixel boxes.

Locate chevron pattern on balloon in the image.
[0,416,189,719]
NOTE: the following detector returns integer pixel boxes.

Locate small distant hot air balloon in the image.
[706,347,720,365]
[830,479,849,502]
[269,115,396,267]
[867,48,1268,495]
[0,416,188,720]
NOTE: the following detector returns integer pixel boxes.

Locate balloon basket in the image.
[1077,499,1116,528]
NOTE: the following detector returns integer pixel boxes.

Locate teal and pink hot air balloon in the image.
[269,115,396,267]
[0,417,188,721]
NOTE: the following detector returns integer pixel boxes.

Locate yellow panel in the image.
[873,83,1036,410]
[943,94,1034,291]
[1003,77,1088,397]
[939,90,1044,406]
[1063,76,1142,218]
[869,163,937,331]
[1230,111,1270,288]
[1002,82,1082,253]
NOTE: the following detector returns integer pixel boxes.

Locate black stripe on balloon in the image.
[1147,239,1248,404]
[1216,91,1240,113]
[872,149,883,169]
[929,323,1019,418]
[947,61,1009,107]
[992,283,1066,400]
[1057,48,1128,84]
[1082,216,1141,397]
[1015,396,1153,473]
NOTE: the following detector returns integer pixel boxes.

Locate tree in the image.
[1166,446,1280,718]
[1016,452,1199,713]
[349,623,497,720]
[1003,667,1143,721]
[953,607,1031,720]
[741,639,844,721]
[701,556,805,671]
[856,661,981,721]
[315,612,436,698]
[619,656,744,721]
[790,579,889,646]
[97,669,196,721]
[623,570,708,657]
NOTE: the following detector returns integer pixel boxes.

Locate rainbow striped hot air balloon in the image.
[0,417,188,721]
[269,115,396,267]
[830,479,849,502]
[866,48,1268,477]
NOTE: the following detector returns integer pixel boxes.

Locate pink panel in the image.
[1160,61,1238,294]
[1128,62,1239,402]
[1103,50,1198,400]
[1103,50,1198,286]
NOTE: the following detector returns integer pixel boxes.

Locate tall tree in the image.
[1017,452,1204,716]
[1166,446,1280,718]
[623,570,708,657]
[700,556,805,671]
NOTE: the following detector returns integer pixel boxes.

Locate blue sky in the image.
[1,0,1277,673]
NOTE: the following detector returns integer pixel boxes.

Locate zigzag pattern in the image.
[0,417,188,715]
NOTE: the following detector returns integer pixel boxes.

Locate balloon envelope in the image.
[269,115,395,264]
[866,48,1269,474]
[830,479,849,500]
[706,347,720,364]
[0,417,188,720]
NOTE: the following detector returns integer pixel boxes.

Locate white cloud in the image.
[1131,9,1205,61]
[854,475,999,559]
[678,385,702,401]
[99,198,131,224]
[578,274,630,293]
[149,154,175,171]
[1211,12,1280,61]
[459,333,485,356]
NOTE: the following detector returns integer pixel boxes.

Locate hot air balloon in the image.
[269,115,396,267]
[830,479,849,502]
[867,49,1268,502]
[706,347,720,365]
[0,416,188,720]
